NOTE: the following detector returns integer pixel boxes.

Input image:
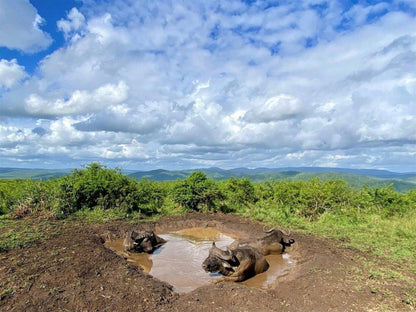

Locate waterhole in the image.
[104,227,296,293]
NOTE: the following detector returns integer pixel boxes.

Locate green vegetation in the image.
[129,169,416,193]
[58,163,165,216]
[172,171,223,211]
[2,166,416,192]
[0,218,61,252]
[0,163,415,267]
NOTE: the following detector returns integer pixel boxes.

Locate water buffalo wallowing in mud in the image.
[229,226,295,255]
[123,230,166,253]
[202,242,269,282]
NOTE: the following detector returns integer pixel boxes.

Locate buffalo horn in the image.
[263,225,276,233]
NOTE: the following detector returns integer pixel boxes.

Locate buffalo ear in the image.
[218,248,233,261]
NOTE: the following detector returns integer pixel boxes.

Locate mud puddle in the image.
[105,227,295,293]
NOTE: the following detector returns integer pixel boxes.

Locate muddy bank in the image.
[105,227,296,293]
[0,213,413,312]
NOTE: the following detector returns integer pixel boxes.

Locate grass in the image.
[242,203,416,268]
[0,217,61,252]
[304,211,416,264]
[1,288,14,295]
[71,208,135,223]
[70,207,169,224]
[403,287,416,307]
[243,202,415,309]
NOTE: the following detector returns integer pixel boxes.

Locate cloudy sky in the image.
[0,0,415,172]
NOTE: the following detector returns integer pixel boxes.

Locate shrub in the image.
[172,171,223,211]
[220,177,256,212]
[57,163,140,215]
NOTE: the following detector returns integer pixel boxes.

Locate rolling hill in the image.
[128,167,416,192]
[0,167,414,192]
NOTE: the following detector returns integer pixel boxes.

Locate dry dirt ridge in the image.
[0,213,413,312]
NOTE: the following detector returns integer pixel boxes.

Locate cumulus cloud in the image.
[57,8,86,41]
[74,103,165,134]
[24,81,129,116]
[0,59,27,89]
[0,0,52,52]
[0,0,415,171]
[244,95,305,123]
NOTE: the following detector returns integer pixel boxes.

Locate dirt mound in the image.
[0,213,413,311]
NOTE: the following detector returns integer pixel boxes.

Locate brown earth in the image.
[0,213,414,312]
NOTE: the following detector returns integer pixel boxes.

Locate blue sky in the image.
[0,0,415,172]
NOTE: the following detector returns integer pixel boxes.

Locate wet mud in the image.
[105,227,296,293]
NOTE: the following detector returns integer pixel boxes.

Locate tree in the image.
[222,177,256,209]
[57,163,138,214]
[172,171,223,211]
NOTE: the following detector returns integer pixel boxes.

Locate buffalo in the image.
[202,242,269,282]
[123,230,166,253]
[229,226,295,255]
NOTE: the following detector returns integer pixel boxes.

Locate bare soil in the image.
[0,213,414,312]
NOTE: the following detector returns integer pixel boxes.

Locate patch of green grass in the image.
[309,267,331,274]
[383,290,393,298]
[1,288,14,295]
[298,212,414,264]
[0,218,61,252]
[403,287,416,307]
[70,207,137,223]
[70,207,164,223]
[241,201,416,273]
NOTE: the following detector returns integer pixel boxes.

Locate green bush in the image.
[0,179,60,217]
[57,163,147,215]
[124,179,167,215]
[172,171,223,212]
[220,177,256,211]
[357,185,411,217]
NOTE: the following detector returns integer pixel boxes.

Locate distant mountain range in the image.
[0,167,415,192]
[128,166,416,180]
[0,168,70,180]
[128,167,416,192]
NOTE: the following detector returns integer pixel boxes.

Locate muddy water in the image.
[104,227,295,293]
[242,253,295,289]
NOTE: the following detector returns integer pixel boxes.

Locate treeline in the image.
[0,163,415,221]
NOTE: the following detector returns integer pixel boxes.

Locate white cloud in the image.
[57,8,86,41]
[0,1,415,171]
[0,59,27,89]
[0,0,52,52]
[344,3,390,27]
[244,95,304,123]
[24,81,129,116]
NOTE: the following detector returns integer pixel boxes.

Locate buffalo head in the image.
[202,242,236,275]
[123,230,166,253]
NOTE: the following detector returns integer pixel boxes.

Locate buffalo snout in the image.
[202,257,222,273]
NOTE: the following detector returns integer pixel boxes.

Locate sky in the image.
[0,0,415,172]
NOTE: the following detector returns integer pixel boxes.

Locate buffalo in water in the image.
[123,230,166,253]
[229,226,295,255]
[202,242,269,282]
